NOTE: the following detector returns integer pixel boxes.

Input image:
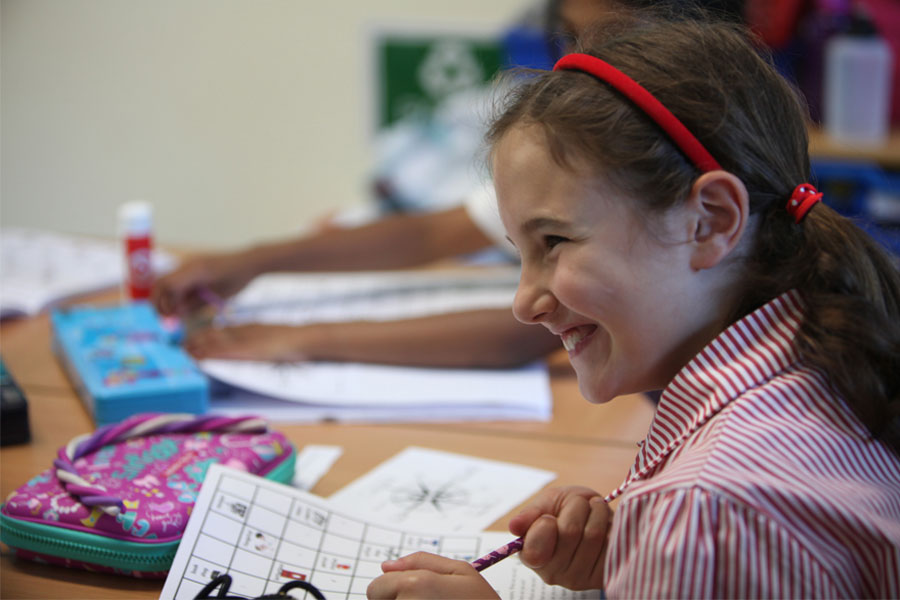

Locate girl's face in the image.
[494,125,720,403]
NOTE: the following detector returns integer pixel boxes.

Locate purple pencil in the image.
[471,537,524,572]
[196,287,226,311]
[196,287,230,325]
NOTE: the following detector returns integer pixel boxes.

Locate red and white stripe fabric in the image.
[603,290,900,598]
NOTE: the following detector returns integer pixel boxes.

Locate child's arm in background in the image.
[153,206,492,316]
[183,308,561,368]
[508,485,610,591]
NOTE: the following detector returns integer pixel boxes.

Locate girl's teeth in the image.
[562,329,585,351]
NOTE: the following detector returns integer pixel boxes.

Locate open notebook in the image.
[0,227,176,320]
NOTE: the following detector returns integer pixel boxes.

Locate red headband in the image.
[553,53,722,172]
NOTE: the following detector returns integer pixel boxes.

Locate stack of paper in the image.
[219,268,522,325]
[0,227,176,320]
[206,359,551,422]
[202,270,552,423]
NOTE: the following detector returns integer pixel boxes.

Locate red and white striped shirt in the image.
[603,290,900,598]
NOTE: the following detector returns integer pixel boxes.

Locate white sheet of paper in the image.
[204,386,551,423]
[160,464,598,600]
[200,270,552,423]
[292,445,343,491]
[328,447,557,533]
[205,360,550,408]
[221,269,522,326]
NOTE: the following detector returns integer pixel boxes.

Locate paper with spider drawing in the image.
[327,447,556,532]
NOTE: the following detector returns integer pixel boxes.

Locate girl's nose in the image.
[513,270,556,324]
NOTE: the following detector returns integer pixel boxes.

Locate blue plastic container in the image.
[51,302,208,425]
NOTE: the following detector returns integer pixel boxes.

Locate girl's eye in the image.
[544,235,567,249]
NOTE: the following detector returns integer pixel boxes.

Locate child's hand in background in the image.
[367,552,500,599]
[153,251,257,316]
[183,323,318,361]
[509,485,610,591]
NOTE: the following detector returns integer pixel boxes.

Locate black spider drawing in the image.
[389,479,471,515]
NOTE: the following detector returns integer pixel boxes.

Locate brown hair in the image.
[487,12,900,453]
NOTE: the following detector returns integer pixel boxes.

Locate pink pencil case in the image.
[0,412,295,578]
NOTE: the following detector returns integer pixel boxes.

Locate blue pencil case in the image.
[51,302,209,425]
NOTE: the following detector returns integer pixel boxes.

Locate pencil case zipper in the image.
[260,444,297,486]
[0,513,178,571]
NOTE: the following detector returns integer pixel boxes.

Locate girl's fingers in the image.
[522,495,610,590]
[519,514,559,568]
[561,496,610,584]
[509,485,601,537]
[380,552,472,575]
[537,494,591,575]
[508,506,545,537]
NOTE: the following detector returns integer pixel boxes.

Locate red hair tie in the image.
[786,183,822,223]
[553,53,722,173]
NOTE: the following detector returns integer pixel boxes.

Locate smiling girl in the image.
[367,9,900,599]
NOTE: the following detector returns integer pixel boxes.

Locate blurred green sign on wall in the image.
[376,34,503,129]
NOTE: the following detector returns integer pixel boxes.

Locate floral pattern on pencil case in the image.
[1,413,293,543]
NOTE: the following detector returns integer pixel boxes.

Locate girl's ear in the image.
[685,171,750,271]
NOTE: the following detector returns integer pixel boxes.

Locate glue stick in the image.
[118,201,154,301]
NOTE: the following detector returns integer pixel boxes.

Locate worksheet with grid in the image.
[161,464,599,600]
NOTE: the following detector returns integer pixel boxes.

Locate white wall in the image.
[1,0,524,249]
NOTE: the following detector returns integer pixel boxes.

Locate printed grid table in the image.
[170,469,488,600]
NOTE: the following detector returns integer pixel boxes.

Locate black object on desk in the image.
[1,358,31,446]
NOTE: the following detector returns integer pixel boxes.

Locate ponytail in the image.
[732,201,900,454]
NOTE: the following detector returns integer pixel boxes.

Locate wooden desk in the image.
[0,309,655,599]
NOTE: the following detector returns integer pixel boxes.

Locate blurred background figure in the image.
[158,0,897,371]
[154,0,756,369]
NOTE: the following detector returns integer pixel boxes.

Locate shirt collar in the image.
[606,290,805,501]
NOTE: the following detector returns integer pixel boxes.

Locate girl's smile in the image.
[559,324,597,355]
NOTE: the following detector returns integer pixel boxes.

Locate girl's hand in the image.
[508,485,610,590]
[366,552,500,599]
